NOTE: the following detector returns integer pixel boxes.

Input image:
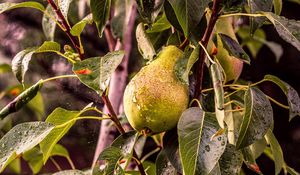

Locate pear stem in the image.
[193,0,222,104]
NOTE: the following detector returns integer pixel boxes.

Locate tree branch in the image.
[47,0,84,60]
[192,0,222,102]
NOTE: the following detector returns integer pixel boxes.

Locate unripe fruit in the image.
[123,46,189,134]
[215,18,243,82]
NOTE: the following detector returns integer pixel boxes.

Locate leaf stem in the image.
[50,157,62,171]
[46,0,84,59]
[140,147,161,163]
[219,13,265,18]
[193,0,223,104]
[43,74,78,83]
[265,95,289,109]
[66,156,76,170]
[100,93,146,175]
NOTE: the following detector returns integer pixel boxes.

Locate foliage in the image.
[0,0,300,174]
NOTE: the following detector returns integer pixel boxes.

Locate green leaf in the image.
[0,122,54,173]
[249,138,268,159]
[242,147,262,174]
[248,0,273,34]
[263,75,300,120]
[50,144,70,158]
[58,0,73,20]
[11,42,61,84]
[273,0,282,15]
[42,5,57,41]
[174,47,193,85]
[219,33,250,64]
[53,170,85,175]
[23,147,43,174]
[146,13,172,33]
[90,0,111,37]
[136,23,156,61]
[174,45,199,85]
[11,48,36,84]
[0,2,45,14]
[178,107,227,175]
[93,131,138,175]
[155,150,177,175]
[264,129,284,175]
[40,108,81,163]
[164,0,182,32]
[210,63,225,128]
[136,0,155,23]
[0,64,12,74]
[237,26,266,58]
[265,13,300,52]
[7,157,21,174]
[26,91,45,121]
[163,129,182,173]
[70,14,93,36]
[219,144,243,175]
[167,0,210,36]
[35,41,61,53]
[0,80,44,119]
[73,51,125,94]
[236,87,274,149]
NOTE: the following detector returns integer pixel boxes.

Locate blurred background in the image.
[0,0,300,174]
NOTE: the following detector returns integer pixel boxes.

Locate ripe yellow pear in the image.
[123,46,189,134]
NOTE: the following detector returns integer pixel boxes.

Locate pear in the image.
[215,17,243,82]
[123,46,189,134]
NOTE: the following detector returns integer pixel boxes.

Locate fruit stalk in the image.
[193,0,223,102]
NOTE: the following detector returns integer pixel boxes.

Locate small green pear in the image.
[123,46,189,134]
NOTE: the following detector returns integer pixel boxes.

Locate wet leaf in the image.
[136,23,156,61]
[219,144,243,175]
[73,51,124,94]
[178,107,227,175]
[42,5,57,41]
[93,131,138,175]
[35,41,61,53]
[58,0,73,20]
[156,150,177,175]
[90,0,111,37]
[0,1,44,13]
[219,33,250,64]
[167,0,210,36]
[40,108,81,163]
[0,80,43,119]
[0,122,54,173]
[11,48,36,84]
[236,87,274,149]
[265,13,300,52]
[163,128,182,173]
[263,75,300,121]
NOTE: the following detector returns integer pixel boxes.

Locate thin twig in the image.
[47,0,84,59]
[193,0,223,104]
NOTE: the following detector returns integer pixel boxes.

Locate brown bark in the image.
[92,3,137,166]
